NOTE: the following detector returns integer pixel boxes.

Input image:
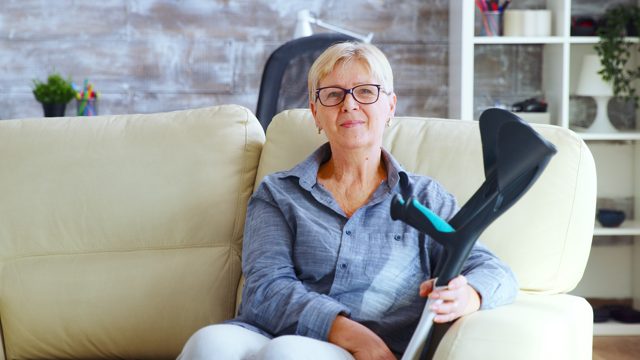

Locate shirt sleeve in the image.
[236,185,351,340]
[459,241,519,310]
[422,178,519,310]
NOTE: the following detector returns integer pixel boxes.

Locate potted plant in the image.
[32,73,76,117]
[594,5,640,108]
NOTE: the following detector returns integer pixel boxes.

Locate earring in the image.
[317,127,322,134]
[386,118,392,127]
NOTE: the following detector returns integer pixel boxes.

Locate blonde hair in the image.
[307,42,394,103]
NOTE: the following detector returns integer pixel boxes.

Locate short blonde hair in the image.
[307,42,394,103]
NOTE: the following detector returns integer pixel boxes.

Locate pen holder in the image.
[77,98,98,116]
[480,11,502,36]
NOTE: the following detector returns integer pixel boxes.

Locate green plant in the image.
[594,5,640,107]
[32,73,76,104]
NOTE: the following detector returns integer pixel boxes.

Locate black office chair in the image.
[255,33,357,130]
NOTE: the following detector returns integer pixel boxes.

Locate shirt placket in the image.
[334,205,387,307]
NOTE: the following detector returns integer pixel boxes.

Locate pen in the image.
[500,0,511,12]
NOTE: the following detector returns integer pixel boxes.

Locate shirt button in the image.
[345,230,352,235]
[394,234,401,241]
[340,263,347,269]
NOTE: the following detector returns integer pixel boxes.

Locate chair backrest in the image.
[255,109,597,294]
[255,33,355,129]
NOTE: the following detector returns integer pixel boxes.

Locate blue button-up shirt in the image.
[230,143,518,355]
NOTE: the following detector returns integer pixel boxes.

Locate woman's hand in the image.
[328,315,395,360]
[419,275,481,323]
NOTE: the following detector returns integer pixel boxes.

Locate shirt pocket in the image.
[363,233,424,284]
[358,233,426,318]
[293,228,340,282]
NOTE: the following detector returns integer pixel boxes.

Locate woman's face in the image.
[310,60,396,152]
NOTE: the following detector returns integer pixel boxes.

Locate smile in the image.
[340,120,365,128]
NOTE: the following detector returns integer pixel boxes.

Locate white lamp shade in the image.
[293,9,314,38]
[576,54,613,97]
[291,9,373,43]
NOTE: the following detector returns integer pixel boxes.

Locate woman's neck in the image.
[321,145,385,183]
[317,145,387,217]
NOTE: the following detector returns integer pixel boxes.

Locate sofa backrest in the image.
[255,109,596,294]
[0,105,264,359]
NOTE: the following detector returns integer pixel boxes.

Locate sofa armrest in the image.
[434,292,592,360]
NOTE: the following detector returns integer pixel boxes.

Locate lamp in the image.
[293,9,374,43]
[575,54,617,133]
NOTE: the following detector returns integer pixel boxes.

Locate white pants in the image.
[178,324,355,360]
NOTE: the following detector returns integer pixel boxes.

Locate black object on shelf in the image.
[594,305,640,324]
[597,209,626,228]
[511,98,548,112]
[571,16,598,36]
[593,306,610,323]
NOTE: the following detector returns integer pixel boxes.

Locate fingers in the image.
[427,275,470,323]
[433,312,457,323]
[429,297,462,323]
[447,274,468,290]
[421,275,466,298]
[429,286,461,301]
[428,275,467,300]
[429,297,459,314]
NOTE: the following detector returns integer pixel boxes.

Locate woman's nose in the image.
[341,92,359,111]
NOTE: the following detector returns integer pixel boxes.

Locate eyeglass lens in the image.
[317,84,380,106]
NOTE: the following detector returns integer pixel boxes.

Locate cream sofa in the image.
[0,105,595,359]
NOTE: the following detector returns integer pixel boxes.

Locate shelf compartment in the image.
[594,220,640,236]
[594,321,640,336]
[570,36,639,44]
[474,36,565,44]
[577,131,640,141]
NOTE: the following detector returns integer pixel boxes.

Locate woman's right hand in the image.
[328,315,395,360]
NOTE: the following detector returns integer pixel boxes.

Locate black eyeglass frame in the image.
[314,84,389,107]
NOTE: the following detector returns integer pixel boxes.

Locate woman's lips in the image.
[340,120,365,128]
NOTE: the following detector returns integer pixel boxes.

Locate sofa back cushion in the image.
[255,109,596,294]
[0,105,264,359]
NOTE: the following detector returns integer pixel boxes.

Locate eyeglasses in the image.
[315,84,387,107]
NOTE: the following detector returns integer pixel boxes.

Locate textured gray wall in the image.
[0,0,450,120]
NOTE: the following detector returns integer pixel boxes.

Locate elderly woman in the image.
[179,42,518,360]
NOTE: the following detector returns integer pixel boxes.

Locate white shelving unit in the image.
[594,220,640,237]
[449,0,640,336]
[594,322,640,336]
[579,132,640,141]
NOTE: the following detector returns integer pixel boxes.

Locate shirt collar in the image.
[279,142,407,191]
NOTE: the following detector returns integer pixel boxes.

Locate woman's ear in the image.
[389,92,397,117]
[310,100,317,118]
[310,101,320,128]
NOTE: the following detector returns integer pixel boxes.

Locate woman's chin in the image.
[331,137,379,152]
